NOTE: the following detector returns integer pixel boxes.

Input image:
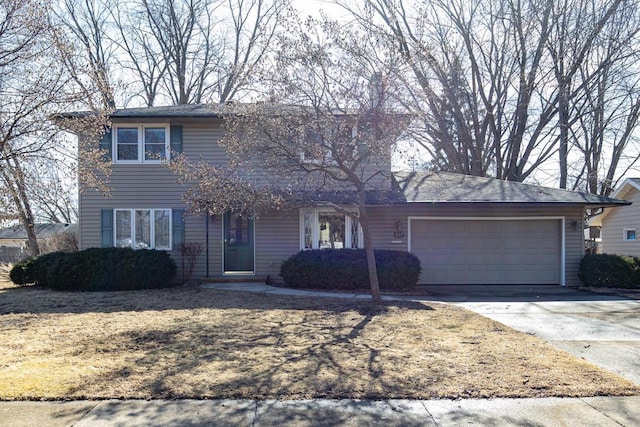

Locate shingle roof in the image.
[0,223,77,240]
[57,104,223,120]
[59,103,412,120]
[109,104,223,118]
[589,178,640,226]
[392,171,630,206]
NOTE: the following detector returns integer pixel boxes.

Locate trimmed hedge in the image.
[280,249,421,290]
[9,252,67,286]
[9,247,177,291]
[578,254,640,288]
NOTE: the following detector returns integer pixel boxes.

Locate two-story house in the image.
[61,104,629,287]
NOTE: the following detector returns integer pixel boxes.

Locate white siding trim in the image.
[407,216,566,287]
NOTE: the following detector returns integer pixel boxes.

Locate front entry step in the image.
[202,276,267,284]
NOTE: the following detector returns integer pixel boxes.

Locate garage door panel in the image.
[485,238,504,249]
[539,239,559,250]
[466,252,484,266]
[411,219,561,285]
[466,238,485,249]
[504,239,523,250]
[539,270,560,282]
[520,239,541,250]
[500,222,522,233]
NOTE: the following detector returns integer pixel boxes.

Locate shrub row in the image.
[579,254,640,288]
[10,247,177,291]
[280,249,421,290]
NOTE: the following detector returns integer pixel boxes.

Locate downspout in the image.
[205,212,210,278]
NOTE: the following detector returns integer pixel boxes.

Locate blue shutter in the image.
[170,125,183,154]
[101,209,113,247]
[172,208,185,248]
[100,128,112,161]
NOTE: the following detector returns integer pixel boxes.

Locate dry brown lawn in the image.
[0,272,638,401]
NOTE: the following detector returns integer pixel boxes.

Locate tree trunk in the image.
[558,77,569,189]
[0,154,40,256]
[358,191,381,304]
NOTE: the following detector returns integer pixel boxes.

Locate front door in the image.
[223,212,254,273]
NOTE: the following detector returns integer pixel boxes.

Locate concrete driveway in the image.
[425,285,640,385]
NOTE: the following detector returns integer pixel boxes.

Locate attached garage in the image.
[409,218,563,285]
[390,171,630,287]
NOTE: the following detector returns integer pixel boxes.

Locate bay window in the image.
[115,209,171,249]
[300,208,363,250]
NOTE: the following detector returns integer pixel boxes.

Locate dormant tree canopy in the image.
[168,101,411,217]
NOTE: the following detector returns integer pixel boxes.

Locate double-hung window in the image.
[114,124,169,163]
[115,209,171,249]
[300,208,363,250]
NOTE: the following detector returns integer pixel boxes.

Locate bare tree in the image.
[111,2,167,107]
[547,0,627,188]
[138,0,289,104]
[170,17,408,303]
[55,0,289,106]
[566,2,640,196]
[217,0,289,102]
[54,0,118,109]
[140,0,221,104]
[0,0,76,255]
[26,162,78,223]
[340,0,632,188]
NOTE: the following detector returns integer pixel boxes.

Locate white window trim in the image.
[623,228,637,241]
[113,123,170,164]
[299,207,363,250]
[114,208,172,250]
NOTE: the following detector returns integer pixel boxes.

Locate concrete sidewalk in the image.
[3,396,640,426]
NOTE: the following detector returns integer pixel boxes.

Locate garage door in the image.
[410,219,561,285]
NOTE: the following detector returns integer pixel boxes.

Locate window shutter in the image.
[100,128,112,161]
[170,125,183,154]
[101,209,113,247]
[172,208,185,248]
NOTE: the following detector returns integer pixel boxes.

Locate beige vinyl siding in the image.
[79,118,586,285]
[198,210,298,280]
[182,214,213,280]
[79,123,225,275]
[254,210,299,279]
[601,187,640,257]
[262,204,582,285]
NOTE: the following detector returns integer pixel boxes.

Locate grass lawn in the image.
[0,272,638,400]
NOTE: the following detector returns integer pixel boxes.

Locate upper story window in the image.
[624,228,636,241]
[300,124,358,164]
[300,208,363,250]
[114,124,169,163]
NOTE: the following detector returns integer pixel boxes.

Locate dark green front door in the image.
[224,212,254,273]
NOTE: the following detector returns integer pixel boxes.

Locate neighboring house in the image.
[0,223,77,262]
[61,104,628,287]
[589,178,639,257]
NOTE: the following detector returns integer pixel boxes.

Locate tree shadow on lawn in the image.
[63,306,443,401]
[0,284,434,316]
